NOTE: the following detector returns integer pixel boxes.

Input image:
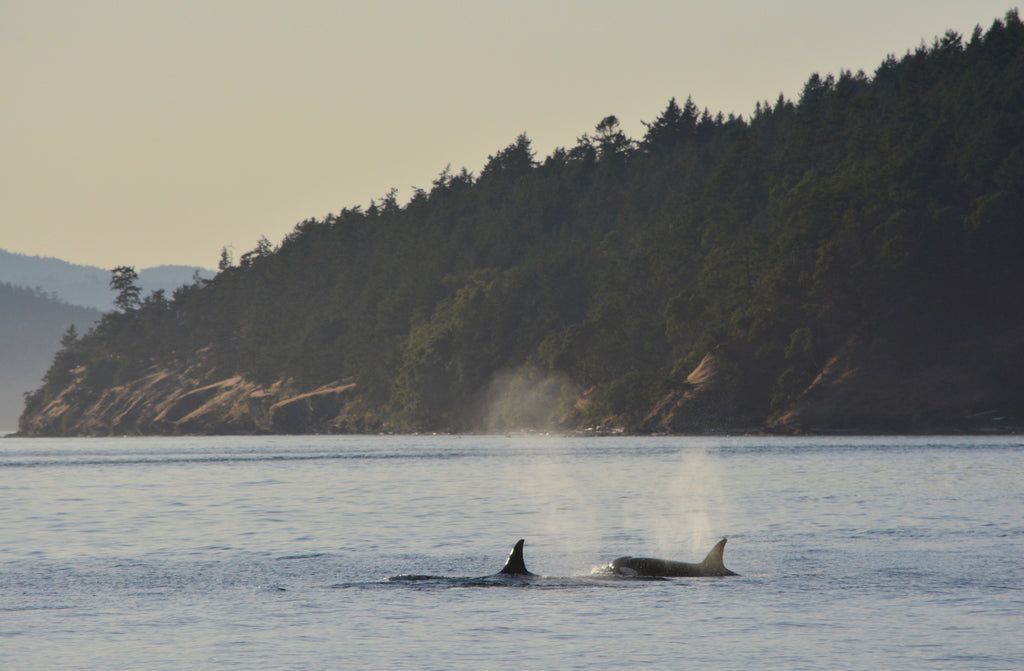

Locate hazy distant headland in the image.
[0,252,213,432]
[15,11,1024,436]
[0,283,100,433]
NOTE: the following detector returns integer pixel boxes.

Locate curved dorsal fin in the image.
[699,538,737,576]
[499,539,532,575]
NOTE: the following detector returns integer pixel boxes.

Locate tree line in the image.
[22,11,1024,432]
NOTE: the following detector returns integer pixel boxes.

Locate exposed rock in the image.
[641,346,772,433]
[635,329,1024,435]
[269,383,357,434]
[766,334,1006,433]
[17,328,1023,436]
[641,353,732,432]
[16,360,361,436]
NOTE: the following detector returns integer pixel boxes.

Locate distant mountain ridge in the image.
[0,250,215,432]
[0,249,214,310]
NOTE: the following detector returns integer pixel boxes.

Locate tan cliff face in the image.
[640,352,742,433]
[764,334,998,434]
[17,362,363,437]
[638,330,1022,435]
[18,327,1022,436]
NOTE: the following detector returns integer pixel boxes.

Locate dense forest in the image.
[19,11,1024,435]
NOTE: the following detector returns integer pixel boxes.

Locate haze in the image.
[1,1,1014,270]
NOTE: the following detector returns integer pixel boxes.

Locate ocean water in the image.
[0,434,1021,670]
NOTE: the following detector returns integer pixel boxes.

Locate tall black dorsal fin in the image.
[699,538,738,576]
[499,539,533,575]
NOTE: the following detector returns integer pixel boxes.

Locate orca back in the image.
[698,538,738,576]
[499,539,533,576]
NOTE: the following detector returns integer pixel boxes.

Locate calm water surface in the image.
[1,435,1021,669]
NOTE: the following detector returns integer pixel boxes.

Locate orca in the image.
[498,538,534,576]
[385,538,737,587]
[386,539,535,584]
[608,538,738,577]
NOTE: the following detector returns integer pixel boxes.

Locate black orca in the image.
[385,539,737,587]
[608,538,738,577]
[498,538,534,576]
[386,539,536,584]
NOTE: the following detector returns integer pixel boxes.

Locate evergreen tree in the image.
[109,266,142,313]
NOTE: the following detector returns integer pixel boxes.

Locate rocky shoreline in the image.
[16,330,1021,437]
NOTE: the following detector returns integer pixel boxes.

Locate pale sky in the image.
[1,1,1016,270]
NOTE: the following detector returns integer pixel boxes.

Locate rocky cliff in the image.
[17,328,1024,437]
[762,332,1022,434]
[580,330,1024,435]
[17,354,373,436]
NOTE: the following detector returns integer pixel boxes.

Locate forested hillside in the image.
[19,12,1024,435]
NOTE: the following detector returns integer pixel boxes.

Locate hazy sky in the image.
[1,1,1016,270]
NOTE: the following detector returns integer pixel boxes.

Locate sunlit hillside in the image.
[18,11,1024,435]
